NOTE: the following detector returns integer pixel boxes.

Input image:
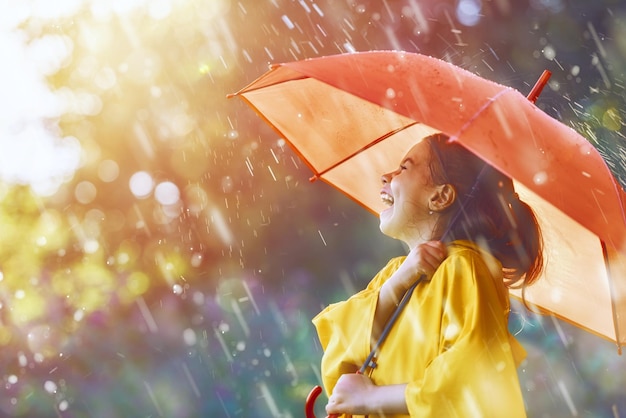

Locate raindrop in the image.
[210,207,234,245]
[73,309,84,322]
[281,15,295,30]
[221,176,234,193]
[557,380,578,415]
[190,252,203,267]
[318,230,327,246]
[267,165,277,181]
[542,45,556,61]
[136,297,158,333]
[181,362,201,398]
[344,42,356,53]
[312,3,324,16]
[385,88,396,99]
[18,352,27,367]
[456,0,482,26]
[183,328,197,346]
[58,400,69,412]
[44,380,57,394]
[173,283,183,295]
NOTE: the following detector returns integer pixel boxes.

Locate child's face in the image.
[379,139,439,242]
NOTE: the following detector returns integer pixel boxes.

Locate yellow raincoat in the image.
[313,241,528,418]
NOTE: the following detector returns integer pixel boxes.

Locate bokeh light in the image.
[129,171,154,199]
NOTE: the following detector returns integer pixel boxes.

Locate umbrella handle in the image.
[305,385,340,418]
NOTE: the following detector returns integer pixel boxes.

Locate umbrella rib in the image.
[234,94,326,179]
[310,122,420,182]
[227,67,308,98]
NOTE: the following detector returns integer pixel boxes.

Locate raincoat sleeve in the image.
[311,257,405,394]
[405,249,527,418]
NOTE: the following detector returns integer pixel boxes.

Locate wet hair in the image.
[425,133,544,289]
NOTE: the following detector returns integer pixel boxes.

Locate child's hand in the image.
[374,241,447,343]
[398,241,447,290]
[326,373,373,415]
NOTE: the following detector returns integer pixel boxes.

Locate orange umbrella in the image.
[230,51,626,355]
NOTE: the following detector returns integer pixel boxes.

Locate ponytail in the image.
[426,134,544,288]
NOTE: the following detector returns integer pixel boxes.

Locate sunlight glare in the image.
[0,7,81,196]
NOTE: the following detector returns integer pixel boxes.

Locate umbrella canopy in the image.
[230,51,626,352]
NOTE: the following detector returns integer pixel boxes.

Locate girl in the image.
[313,133,543,417]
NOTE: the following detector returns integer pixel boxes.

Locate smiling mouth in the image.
[380,192,394,206]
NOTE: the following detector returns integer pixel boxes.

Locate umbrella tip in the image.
[526,70,552,104]
[226,93,236,99]
[309,175,318,183]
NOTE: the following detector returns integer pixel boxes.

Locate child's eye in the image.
[400,165,407,170]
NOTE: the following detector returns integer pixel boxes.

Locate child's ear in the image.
[429,184,456,212]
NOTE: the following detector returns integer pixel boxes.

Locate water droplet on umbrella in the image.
[533,171,548,185]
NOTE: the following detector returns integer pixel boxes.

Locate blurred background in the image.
[0,0,625,416]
